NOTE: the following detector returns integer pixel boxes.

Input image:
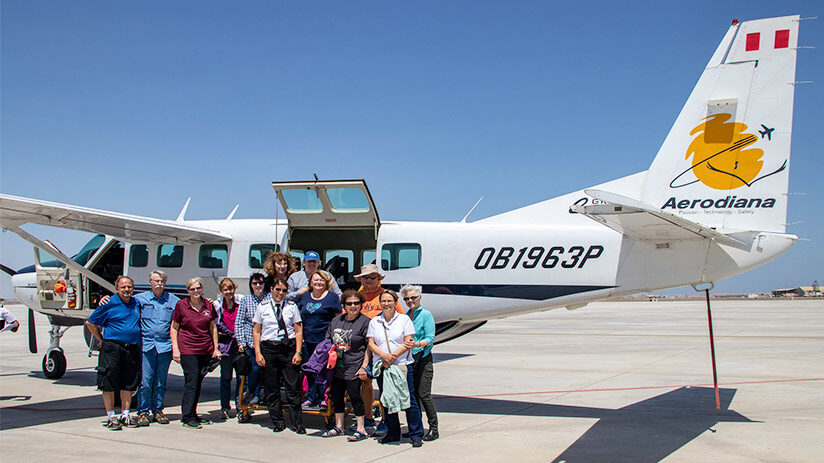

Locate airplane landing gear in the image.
[42,349,67,379]
[42,324,70,379]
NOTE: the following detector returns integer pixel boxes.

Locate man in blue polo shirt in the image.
[86,276,142,431]
[133,270,179,426]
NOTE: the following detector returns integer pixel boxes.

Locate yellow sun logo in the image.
[669,113,786,190]
[686,114,762,190]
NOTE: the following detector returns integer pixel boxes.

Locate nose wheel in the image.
[42,349,67,379]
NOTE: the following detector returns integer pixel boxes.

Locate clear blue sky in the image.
[1,1,821,297]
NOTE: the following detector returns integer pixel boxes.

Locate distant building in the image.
[771,286,823,297]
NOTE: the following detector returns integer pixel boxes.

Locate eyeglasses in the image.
[361,275,378,280]
[251,281,265,286]
[187,287,202,292]
[344,301,361,306]
[273,288,288,293]
[403,296,419,301]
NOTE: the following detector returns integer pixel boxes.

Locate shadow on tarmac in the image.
[436,386,753,463]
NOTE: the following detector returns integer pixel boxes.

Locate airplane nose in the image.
[11,272,37,304]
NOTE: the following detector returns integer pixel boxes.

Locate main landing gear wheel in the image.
[42,349,67,379]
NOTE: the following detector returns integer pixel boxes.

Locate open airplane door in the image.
[272,180,380,289]
[33,247,84,316]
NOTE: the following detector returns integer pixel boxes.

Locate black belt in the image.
[104,339,138,348]
[261,339,293,346]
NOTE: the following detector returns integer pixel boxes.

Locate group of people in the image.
[84,251,439,447]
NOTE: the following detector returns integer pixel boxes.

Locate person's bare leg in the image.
[102,391,115,412]
[119,390,133,413]
[362,379,374,420]
[335,412,345,430]
[355,415,366,434]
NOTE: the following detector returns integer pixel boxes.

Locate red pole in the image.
[705,288,721,409]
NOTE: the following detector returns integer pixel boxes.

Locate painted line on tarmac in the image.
[435,377,824,399]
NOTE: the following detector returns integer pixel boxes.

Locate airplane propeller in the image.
[28,308,37,354]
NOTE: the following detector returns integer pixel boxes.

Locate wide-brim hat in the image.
[354,263,385,281]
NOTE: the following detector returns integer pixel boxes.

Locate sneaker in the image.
[301,400,312,408]
[292,424,306,434]
[238,410,252,423]
[249,396,260,405]
[411,439,423,448]
[423,429,439,441]
[197,416,213,425]
[220,409,232,421]
[374,421,388,435]
[106,417,122,431]
[121,415,139,428]
[154,411,170,425]
[182,419,202,429]
[136,413,150,427]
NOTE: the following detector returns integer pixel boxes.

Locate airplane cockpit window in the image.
[327,188,370,212]
[199,244,228,269]
[73,234,107,266]
[129,245,148,267]
[157,244,184,268]
[249,244,277,269]
[281,189,323,213]
[380,243,422,271]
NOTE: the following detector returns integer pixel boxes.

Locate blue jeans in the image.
[380,363,424,440]
[137,348,173,414]
[244,347,261,401]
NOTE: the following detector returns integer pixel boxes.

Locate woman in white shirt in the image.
[253,278,305,434]
[367,289,425,447]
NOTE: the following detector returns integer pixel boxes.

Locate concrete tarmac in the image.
[1,299,822,462]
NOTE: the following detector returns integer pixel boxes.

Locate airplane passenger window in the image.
[380,243,421,271]
[249,244,277,269]
[130,245,148,267]
[362,249,390,267]
[157,244,184,268]
[325,250,354,272]
[199,244,228,269]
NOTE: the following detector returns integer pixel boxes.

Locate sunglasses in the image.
[361,275,378,280]
[403,296,419,301]
[273,288,288,293]
[251,281,265,286]
[187,287,202,292]
[344,301,361,307]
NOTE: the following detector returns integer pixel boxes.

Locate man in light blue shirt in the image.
[133,270,179,426]
[286,251,342,302]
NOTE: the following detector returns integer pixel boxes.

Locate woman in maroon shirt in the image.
[171,277,220,429]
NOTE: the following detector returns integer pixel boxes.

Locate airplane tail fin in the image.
[642,16,799,233]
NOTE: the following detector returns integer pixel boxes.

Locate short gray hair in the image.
[150,269,167,281]
[400,284,422,298]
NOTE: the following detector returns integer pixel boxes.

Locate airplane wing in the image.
[0,194,231,244]
[573,190,751,249]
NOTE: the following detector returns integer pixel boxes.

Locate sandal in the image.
[322,427,343,438]
[348,431,368,442]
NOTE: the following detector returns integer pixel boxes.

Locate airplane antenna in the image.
[176,197,191,221]
[226,204,239,221]
[313,173,320,181]
[460,196,484,223]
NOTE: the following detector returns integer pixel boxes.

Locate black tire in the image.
[42,350,67,379]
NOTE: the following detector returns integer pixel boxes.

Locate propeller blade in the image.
[28,308,37,354]
[0,264,16,276]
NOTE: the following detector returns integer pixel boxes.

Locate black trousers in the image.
[330,376,365,417]
[180,354,210,422]
[260,340,302,426]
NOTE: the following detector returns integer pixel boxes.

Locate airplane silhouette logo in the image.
[758,124,775,140]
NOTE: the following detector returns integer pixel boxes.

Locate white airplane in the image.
[0,15,802,379]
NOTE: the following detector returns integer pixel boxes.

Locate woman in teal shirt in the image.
[401,284,439,441]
